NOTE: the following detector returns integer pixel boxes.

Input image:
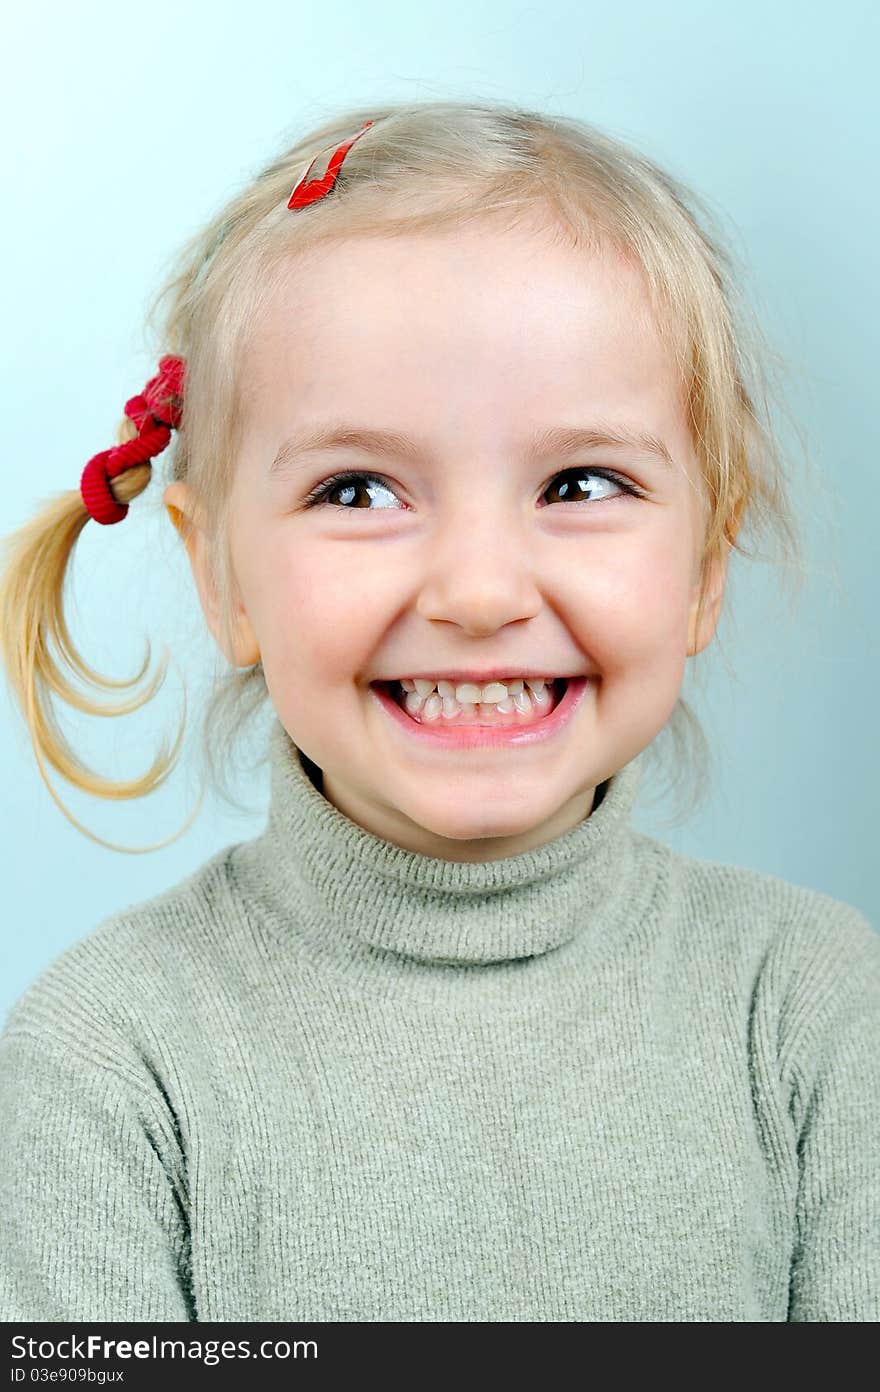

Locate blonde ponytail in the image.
[0,404,205,853]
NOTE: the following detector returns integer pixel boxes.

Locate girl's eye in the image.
[301,466,647,510]
[303,474,402,510]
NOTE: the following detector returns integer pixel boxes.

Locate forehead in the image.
[242,220,689,453]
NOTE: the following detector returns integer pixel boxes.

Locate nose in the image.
[415,507,543,636]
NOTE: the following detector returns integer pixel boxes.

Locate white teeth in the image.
[399,677,559,723]
[400,676,551,703]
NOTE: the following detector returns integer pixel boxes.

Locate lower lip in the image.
[369,677,590,750]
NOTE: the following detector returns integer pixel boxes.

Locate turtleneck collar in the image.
[230,717,647,975]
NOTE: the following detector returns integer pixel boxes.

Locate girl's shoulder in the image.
[1,842,242,1054]
[633,828,879,1023]
[634,825,873,939]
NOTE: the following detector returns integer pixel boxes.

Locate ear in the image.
[163,482,261,668]
[687,542,730,657]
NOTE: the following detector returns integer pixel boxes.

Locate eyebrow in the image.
[268,421,676,476]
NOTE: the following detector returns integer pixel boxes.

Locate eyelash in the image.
[301,466,648,510]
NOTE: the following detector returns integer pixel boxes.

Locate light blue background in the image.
[2,0,877,1021]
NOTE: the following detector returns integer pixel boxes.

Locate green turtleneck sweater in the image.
[1,717,878,1322]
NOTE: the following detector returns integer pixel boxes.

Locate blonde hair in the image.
[0,100,806,850]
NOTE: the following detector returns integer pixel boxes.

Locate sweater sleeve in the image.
[783,907,880,1322]
[0,1003,195,1322]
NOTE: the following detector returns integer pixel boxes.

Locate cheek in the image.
[244,534,386,679]
[571,537,693,663]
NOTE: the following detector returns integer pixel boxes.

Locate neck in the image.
[229,717,647,992]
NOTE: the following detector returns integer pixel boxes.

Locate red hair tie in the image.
[287,120,374,209]
[80,354,185,526]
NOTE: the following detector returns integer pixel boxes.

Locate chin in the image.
[399,796,555,845]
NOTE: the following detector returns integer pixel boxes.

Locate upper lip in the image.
[375,670,580,684]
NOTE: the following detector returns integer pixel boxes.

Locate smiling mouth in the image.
[372,677,568,727]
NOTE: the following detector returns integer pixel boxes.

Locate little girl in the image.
[1,103,877,1324]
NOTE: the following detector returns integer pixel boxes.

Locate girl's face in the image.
[167,218,727,861]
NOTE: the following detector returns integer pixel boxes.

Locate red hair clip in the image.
[287,120,374,209]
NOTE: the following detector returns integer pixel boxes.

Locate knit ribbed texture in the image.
[2,715,878,1322]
